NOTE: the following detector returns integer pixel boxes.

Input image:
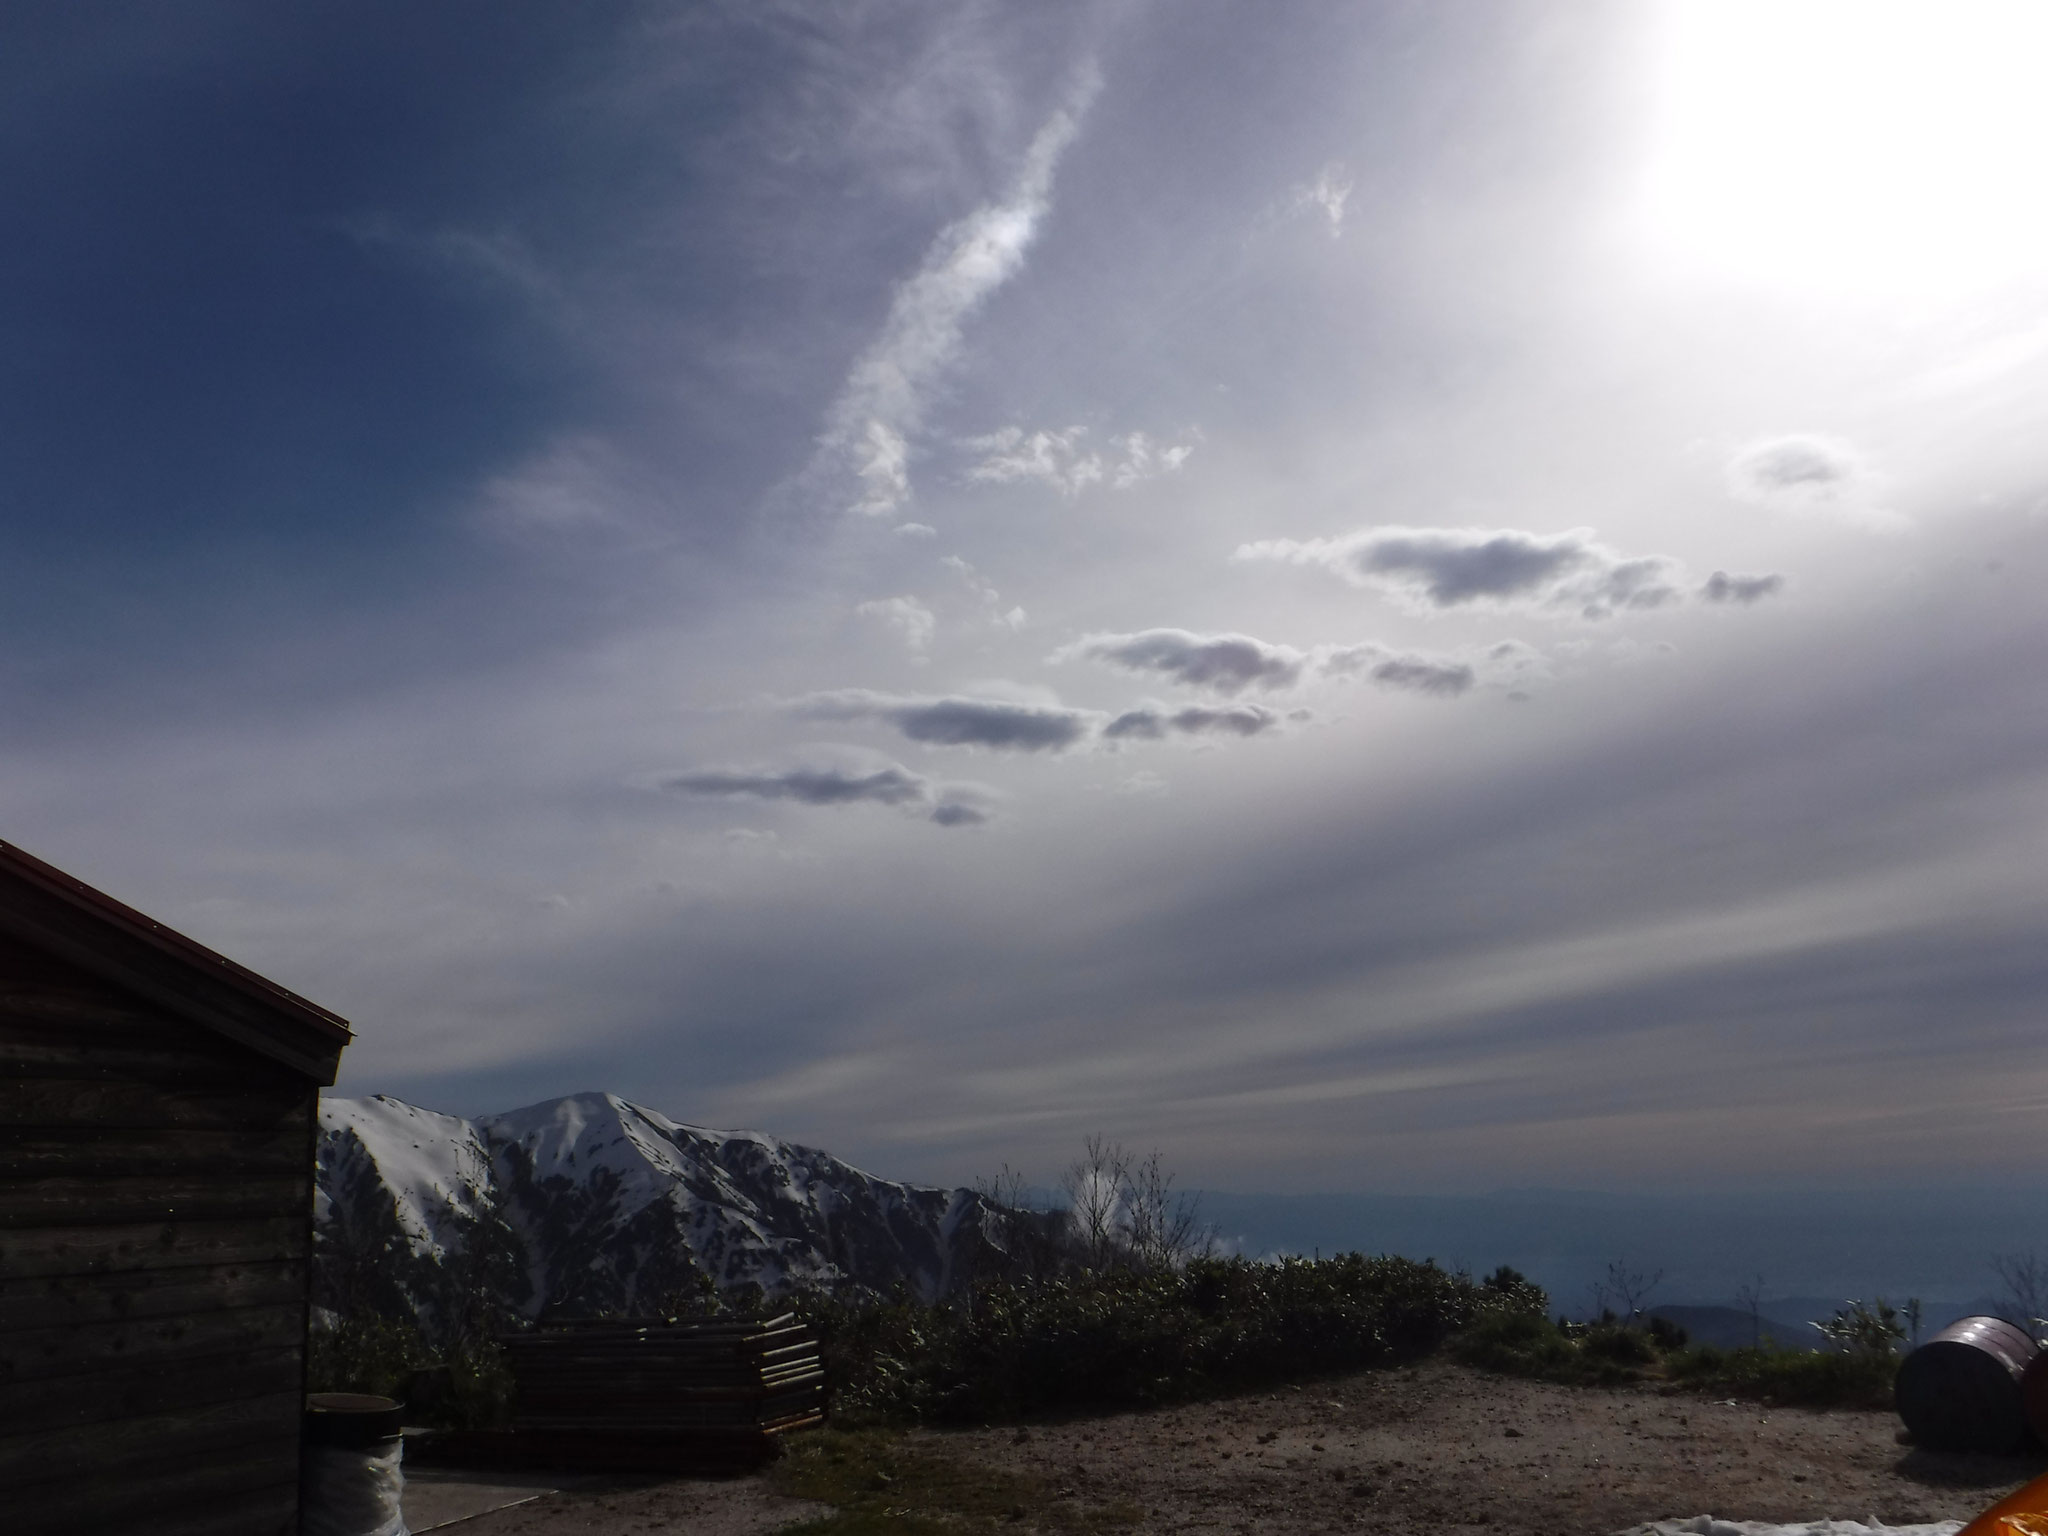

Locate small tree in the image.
[1119,1149,1215,1273]
[1734,1274,1766,1351]
[1061,1134,1131,1273]
[1597,1259,1663,1327]
[1993,1251,2048,1343]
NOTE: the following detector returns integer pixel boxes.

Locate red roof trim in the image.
[0,839,353,1046]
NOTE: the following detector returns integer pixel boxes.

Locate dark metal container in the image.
[1896,1316,2038,1452]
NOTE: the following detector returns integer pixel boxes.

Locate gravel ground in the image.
[430,1359,2046,1535]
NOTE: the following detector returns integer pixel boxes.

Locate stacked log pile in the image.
[495,1313,825,1472]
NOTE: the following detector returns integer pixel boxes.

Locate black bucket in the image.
[1896,1316,2038,1452]
[305,1392,405,1448]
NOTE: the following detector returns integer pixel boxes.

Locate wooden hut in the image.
[0,841,351,1536]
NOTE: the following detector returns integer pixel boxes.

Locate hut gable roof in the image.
[0,840,351,1084]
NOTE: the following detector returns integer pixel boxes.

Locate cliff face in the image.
[314,1091,1002,1324]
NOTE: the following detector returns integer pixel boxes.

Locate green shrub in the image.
[307,1311,515,1428]
[793,1253,1540,1424]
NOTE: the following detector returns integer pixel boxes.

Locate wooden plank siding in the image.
[0,933,319,1536]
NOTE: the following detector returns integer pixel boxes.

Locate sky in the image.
[8,0,2048,1198]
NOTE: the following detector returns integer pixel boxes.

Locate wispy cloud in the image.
[1237,525,1686,620]
[1320,644,1476,697]
[473,435,664,539]
[816,73,1100,518]
[1294,161,1353,237]
[1725,435,1902,530]
[856,595,937,654]
[964,425,1197,496]
[664,757,996,828]
[792,689,1098,752]
[943,555,1026,629]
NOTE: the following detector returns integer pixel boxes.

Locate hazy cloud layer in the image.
[793,690,1097,752]
[1055,628,1307,694]
[816,78,1097,517]
[1238,525,1685,619]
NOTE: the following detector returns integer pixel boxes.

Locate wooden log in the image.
[0,1029,299,1089]
[0,1124,311,1178]
[0,1076,307,1130]
[0,1387,301,1486]
[0,1216,308,1280]
[0,1342,300,1429]
[0,1172,311,1229]
[12,1446,298,1535]
[0,1256,306,1334]
[0,1300,305,1385]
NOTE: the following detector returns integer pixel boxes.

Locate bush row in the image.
[792,1254,1547,1423]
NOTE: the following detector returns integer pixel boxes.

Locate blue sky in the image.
[10,0,2048,1195]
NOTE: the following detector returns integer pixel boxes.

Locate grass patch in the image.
[770,1427,1144,1536]
[1666,1343,1897,1409]
[1451,1311,1898,1409]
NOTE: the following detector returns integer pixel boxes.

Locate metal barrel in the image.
[2020,1345,2048,1448]
[1896,1316,2038,1453]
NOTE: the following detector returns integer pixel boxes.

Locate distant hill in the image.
[1647,1305,1787,1351]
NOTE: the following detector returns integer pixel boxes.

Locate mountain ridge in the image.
[313,1091,1004,1328]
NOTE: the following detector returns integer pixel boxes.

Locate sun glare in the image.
[1637,0,2048,299]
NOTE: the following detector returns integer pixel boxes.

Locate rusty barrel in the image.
[1896,1316,2038,1452]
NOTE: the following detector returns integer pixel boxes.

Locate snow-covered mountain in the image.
[314,1092,1004,1326]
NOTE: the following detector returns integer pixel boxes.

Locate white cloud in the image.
[856,596,937,654]
[1237,525,1686,620]
[816,76,1099,517]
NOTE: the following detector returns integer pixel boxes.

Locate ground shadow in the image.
[1894,1446,2048,1489]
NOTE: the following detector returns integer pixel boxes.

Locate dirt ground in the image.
[433,1359,2047,1535]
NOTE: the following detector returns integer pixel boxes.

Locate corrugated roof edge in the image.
[0,839,353,1084]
